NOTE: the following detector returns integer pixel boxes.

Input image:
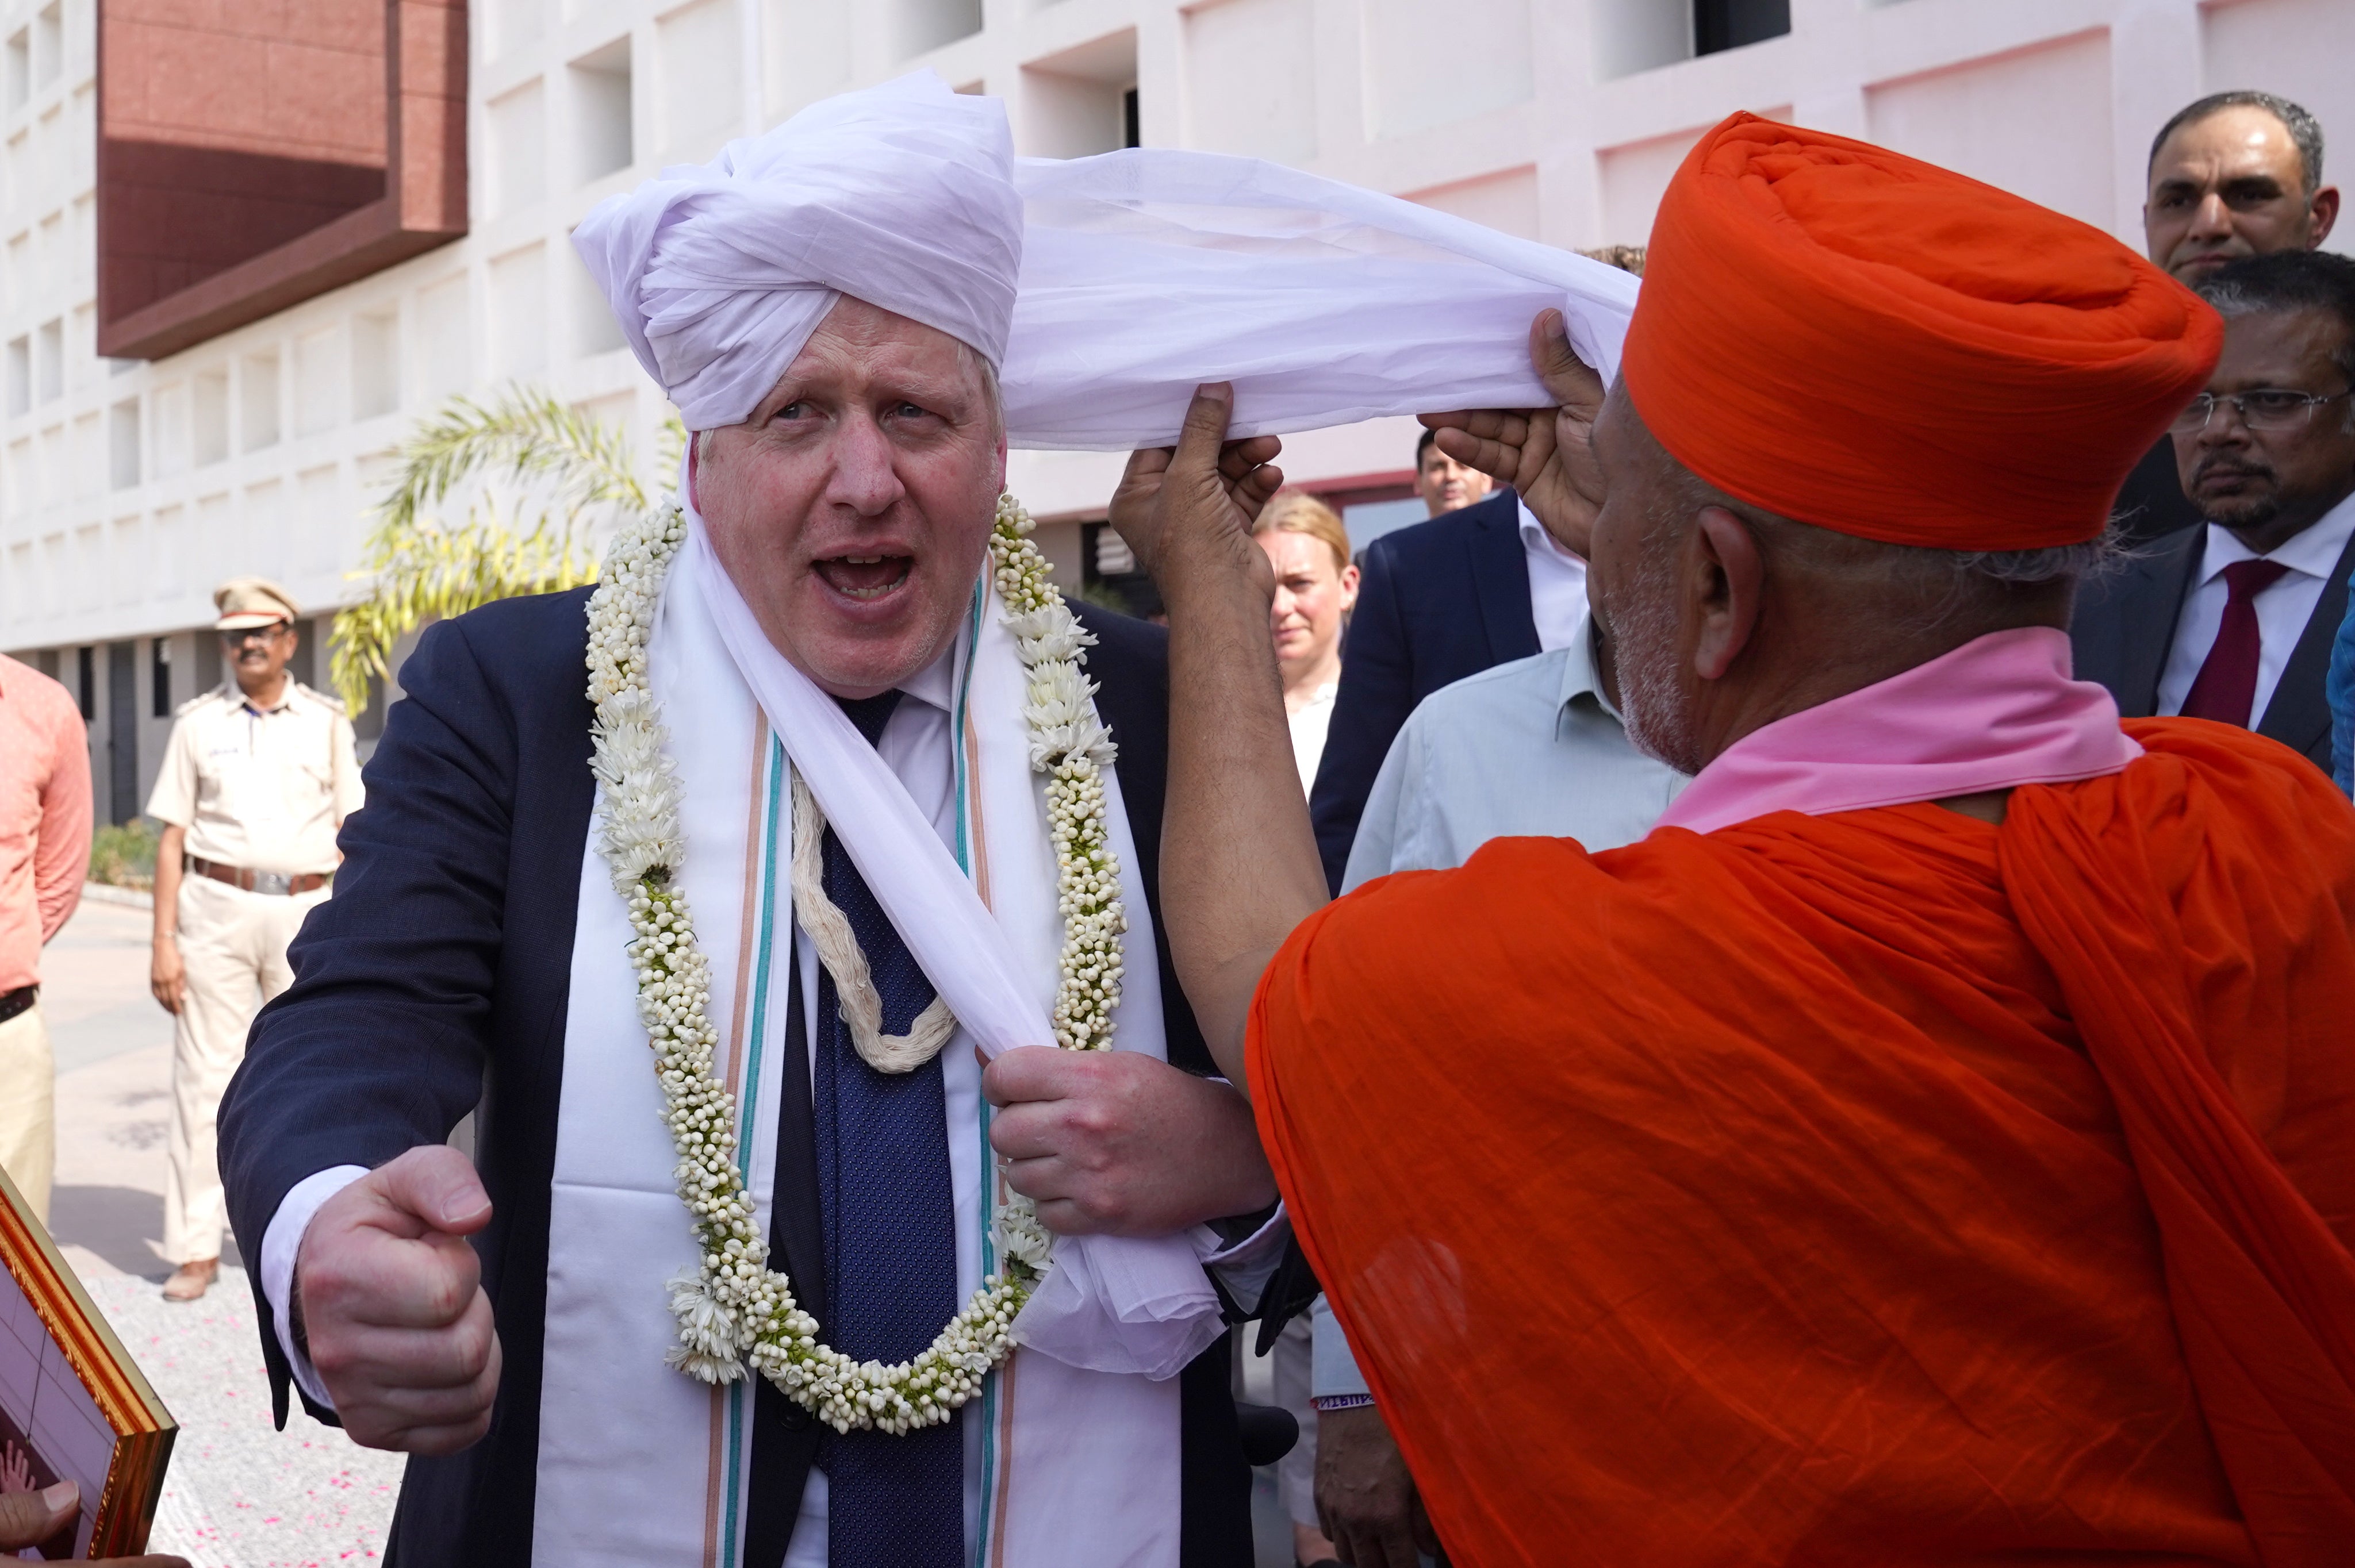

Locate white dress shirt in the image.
[2155,491,2355,723]
[1317,607,1686,1401]
[1341,606,1687,893]
[1287,679,1338,796]
[1518,499,1590,654]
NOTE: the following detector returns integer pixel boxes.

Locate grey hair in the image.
[2150,91,2326,194]
[1874,528,2130,631]
[1641,436,2117,632]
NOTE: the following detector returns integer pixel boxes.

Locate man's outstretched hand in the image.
[1108,382,1284,599]
[0,1480,189,1565]
[297,1146,501,1455]
[1422,308,1606,555]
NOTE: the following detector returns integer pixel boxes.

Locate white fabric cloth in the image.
[2157,491,2355,724]
[1287,681,1338,796]
[1002,151,1637,449]
[1517,501,1590,654]
[573,72,1022,429]
[575,72,1638,441]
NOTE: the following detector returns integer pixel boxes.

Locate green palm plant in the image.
[331,386,685,716]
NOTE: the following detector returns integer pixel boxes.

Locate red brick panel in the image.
[95,1,468,360]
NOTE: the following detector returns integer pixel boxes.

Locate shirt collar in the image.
[1555,602,1619,719]
[895,635,959,716]
[1517,501,1586,568]
[223,679,293,717]
[2199,486,2355,583]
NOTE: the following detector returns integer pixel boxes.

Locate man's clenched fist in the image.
[297,1146,502,1454]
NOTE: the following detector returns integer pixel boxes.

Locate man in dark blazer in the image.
[1308,482,1539,889]
[2073,251,2355,772]
[2114,90,2339,544]
[217,302,1286,1565]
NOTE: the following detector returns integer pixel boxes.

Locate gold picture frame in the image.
[0,1162,175,1558]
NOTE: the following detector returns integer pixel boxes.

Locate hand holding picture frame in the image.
[0,1163,174,1559]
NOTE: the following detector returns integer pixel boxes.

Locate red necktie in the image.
[2178,558,2292,726]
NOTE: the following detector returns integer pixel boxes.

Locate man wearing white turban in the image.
[217,73,1292,1568]
[216,70,1639,1568]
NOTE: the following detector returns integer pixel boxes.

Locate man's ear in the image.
[1691,505,1763,682]
[2310,183,2341,248]
[686,430,702,512]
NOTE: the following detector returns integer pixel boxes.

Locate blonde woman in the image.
[1254,491,1361,798]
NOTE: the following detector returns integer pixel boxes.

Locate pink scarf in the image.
[1655,627,2141,837]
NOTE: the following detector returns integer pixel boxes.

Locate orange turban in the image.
[1621,113,2222,551]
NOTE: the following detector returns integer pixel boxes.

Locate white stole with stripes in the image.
[535,522,1199,1566]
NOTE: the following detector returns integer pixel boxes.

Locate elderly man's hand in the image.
[1422,308,1606,556]
[1317,1404,1447,1568]
[1108,383,1285,595]
[983,1047,1277,1235]
[297,1146,502,1455]
[0,1479,189,1566]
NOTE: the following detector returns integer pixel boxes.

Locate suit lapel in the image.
[2257,524,2355,762]
[2114,528,2204,718]
[1466,495,1539,666]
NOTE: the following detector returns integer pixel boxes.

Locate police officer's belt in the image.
[186,856,331,897]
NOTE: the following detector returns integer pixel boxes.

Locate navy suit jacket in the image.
[1308,488,1536,891]
[218,589,1253,1568]
[2070,521,2355,773]
[2110,436,2203,545]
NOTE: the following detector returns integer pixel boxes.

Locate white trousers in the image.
[1271,1313,1318,1528]
[0,1002,53,1224]
[166,875,327,1265]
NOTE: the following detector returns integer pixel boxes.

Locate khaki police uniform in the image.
[147,675,362,1265]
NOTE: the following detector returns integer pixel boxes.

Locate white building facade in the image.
[2,0,2348,821]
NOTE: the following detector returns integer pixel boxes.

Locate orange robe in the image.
[1249,721,2355,1566]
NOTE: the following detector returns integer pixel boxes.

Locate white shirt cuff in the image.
[1195,1203,1291,1317]
[261,1165,370,1414]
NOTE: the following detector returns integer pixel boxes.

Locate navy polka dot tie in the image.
[812,689,962,1566]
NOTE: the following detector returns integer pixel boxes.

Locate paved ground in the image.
[41,889,1298,1566]
[42,891,403,1567]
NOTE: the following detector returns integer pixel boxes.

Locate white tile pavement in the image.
[38,896,401,1566]
[85,1271,402,1568]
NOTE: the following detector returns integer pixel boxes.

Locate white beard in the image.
[1597,545,1706,777]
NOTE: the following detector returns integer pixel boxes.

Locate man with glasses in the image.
[2112,91,2338,542]
[2073,249,2355,773]
[145,579,361,1301]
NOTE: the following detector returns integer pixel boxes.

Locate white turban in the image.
[578,72,1637,443]
[573,73,1021,431]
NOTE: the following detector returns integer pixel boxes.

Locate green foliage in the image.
[89,818,158,890]
[1071,579,1144,617]
[331,386,685,716]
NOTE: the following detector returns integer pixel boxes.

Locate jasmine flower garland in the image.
[582,494,1126,1435]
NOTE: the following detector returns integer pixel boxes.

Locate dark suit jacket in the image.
[2111,436,2203,545]
[218,590,1252,1568]
[2070,521,2355,772]
[1307,488,1535,891]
